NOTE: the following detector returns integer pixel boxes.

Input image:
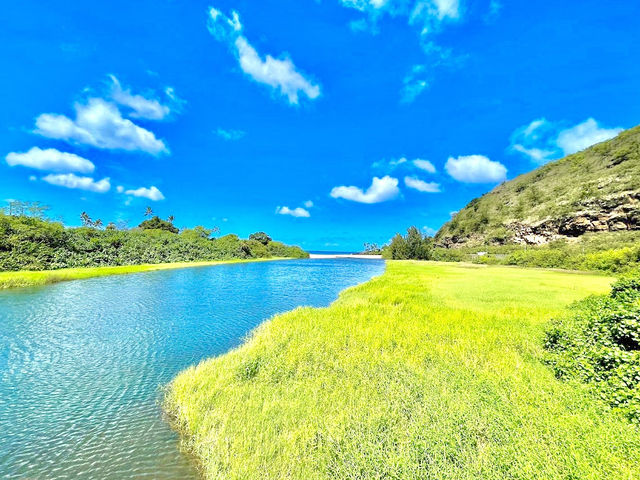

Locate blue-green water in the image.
[0,258,384,479]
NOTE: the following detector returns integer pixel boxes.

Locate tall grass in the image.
[165,261,640,479]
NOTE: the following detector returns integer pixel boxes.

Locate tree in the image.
[145,206,153,218]
[139,216,179,233]
[168,215,175,223]
[80,211,93,227]
[7,200,25,216]
[26,201,51,219]
[106,222,117,230]
[93,219,103,229]
[386,226,433,260]
[249,232,272,245]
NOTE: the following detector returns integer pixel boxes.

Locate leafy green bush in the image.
[545,271,640,422]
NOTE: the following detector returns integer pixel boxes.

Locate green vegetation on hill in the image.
[0,210,307,272]
[165,262,640,479]
[436,125,640,247]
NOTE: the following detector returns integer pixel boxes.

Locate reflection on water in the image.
[0,258,384,479]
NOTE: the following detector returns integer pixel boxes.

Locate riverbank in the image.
[165,261,640,479]
[0,258,287,290]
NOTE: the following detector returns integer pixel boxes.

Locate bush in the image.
[545,271,640,422]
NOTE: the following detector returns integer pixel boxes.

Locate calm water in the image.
[0,258,384,479]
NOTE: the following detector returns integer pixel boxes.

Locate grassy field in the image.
[0,258,286,289]
[165,261,640,480]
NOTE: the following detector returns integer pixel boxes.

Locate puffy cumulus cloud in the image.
[303,200,314,208]
[34,98,168,155]
[556,118,623,156]
[330,176,400,203]
[208,7,320,105]
[109,75,171,120]
[124,186,165,201]
[5,147,94,173]
[510,117,623,164]
[216,128,246,140]
[276,206,311,217]
[42,173,111,193]
[412,158,436,173]
[404,176,440,192]
[445,155,507,183]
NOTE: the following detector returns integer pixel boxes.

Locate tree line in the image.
[0,201,307,271]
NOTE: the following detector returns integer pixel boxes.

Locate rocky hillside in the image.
[436,125,640,247]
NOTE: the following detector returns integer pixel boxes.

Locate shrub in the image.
[545,271,640,422]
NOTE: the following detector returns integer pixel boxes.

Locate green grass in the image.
[165,261,640,480]
[0,258,286,289]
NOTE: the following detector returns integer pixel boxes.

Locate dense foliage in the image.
[545,271,640,422]
[383,226,434,260]
[0,213,307,271]
[139,216,179,233]
[431,231,640,273]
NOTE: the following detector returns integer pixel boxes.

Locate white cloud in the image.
[116,185,124,193]
[5,147,95,173]
[422,225,437,236]
[124,186,165,201]
[29,175,37,181]
[276,206,311,217]
[510,117,623,163]
[404,176,441,192]
[556,118,623,156]
[208,7,320,105]
[42,173,111,193]
[303,200,314,208]
[340,0,461,36]
[445,155,507,183]
[412,158,436,173]
[372,157,407,171]
[109,75,170,120]
[35,98,168,155]
[216,128,246,140]
[330,176,400,203]
[401,64,429,103]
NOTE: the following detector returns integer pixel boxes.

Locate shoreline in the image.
[0,257,290,290]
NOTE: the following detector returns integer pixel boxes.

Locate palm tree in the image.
[168,215,175,223]
[144,206,153,218]
[93,219,103,229]
[80,211,92,227]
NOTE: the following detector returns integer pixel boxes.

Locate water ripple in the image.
[0,259,384,479]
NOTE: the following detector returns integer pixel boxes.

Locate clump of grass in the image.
[165,261,640,479]
[0,258,284,289]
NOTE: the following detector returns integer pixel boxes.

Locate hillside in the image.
[436,125,640,247]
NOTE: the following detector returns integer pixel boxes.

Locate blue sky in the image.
[1,0,639,251]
